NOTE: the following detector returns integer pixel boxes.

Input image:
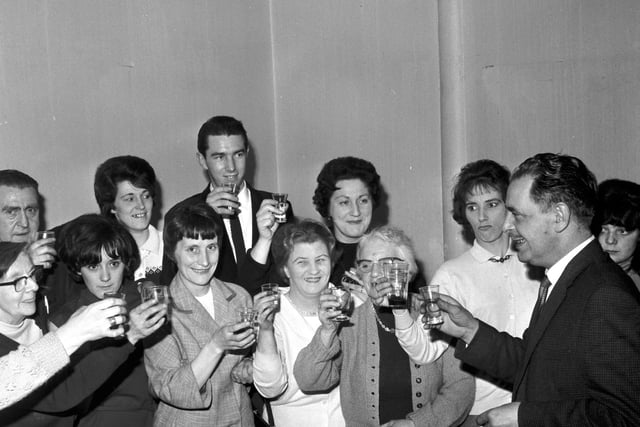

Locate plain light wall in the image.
[1,0,639,279]
[461,0,640,187]
[0,1,278,229]
[270,0,444,275]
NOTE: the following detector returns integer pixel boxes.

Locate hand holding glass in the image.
[237,307,259,333]
[330,287,352,322]
[103,292,127,336]
[142,284,169,304]
[383,261,410,309]
[420,285,444,328]
[261,283,280,307]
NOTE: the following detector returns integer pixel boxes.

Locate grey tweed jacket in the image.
[144,275,254,427]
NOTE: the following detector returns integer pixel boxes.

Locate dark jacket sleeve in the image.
[455,320,526,385]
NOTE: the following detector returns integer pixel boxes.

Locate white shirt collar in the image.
[140,224,162,255]
[546,236,595,285]
[469,239,516,263]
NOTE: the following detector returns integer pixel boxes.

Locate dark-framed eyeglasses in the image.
[0,268,43,292]
[355,257,404,274]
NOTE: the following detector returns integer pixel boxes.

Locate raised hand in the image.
[255,199,281,241]
[54,298,128,355]
[27,238,56,269]
[421,293,479,344]
[211,321,256,352]
[253,290,279,331]
[126,299,168,345]
[204,186,239,216]
[318,289,342,330]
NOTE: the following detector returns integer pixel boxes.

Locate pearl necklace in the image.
[372,305,395,333]
[285,293,318,317]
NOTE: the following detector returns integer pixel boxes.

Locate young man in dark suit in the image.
[432,153,640,426]
[161,116,293,295]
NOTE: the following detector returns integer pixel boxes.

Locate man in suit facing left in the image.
[161,116,293,295]
[431,153,640,426]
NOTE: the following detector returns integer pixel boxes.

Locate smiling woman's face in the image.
[173,237,219,295]
[283,241,331,298]
[328,178,373,244]
[0,252,38,324]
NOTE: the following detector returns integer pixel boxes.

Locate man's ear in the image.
[196,152,208,171]
[552,202,571,232]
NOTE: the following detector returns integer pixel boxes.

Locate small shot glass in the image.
[237,307,259,333]
[141,284,169,304]
[272,193,289,223]
[261,283,280,307]
[103,291,127,337]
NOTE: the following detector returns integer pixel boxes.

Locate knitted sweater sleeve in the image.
[0,332,69,410]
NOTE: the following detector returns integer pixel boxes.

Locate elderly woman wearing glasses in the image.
[294,226,474,427]
[0,240,133,424]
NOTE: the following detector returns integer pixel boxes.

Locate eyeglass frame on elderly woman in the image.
[0,267,43,292]
[355,257,404,275]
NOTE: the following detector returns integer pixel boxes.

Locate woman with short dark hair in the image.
[94,155,163,283]
[593,178,640,290]
[51,214,167,426]
[145,203,255,426]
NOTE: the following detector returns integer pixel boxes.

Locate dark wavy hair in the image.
[271,219,335,285]
[197,115,248,155]
[511,153,597,229]
[451,159,510,226]
[94,156,157,218]
[0,242,28,278]
[58,214,140,279]
[312,157,382,219]
[163,203,223,262]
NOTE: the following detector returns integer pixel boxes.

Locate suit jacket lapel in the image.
[170,276,222,348]
[513,240,601,395]
[248,184,268,248]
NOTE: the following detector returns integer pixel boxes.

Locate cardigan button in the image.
[414,364,420,368]
[416,392,422,397]
[416,378,422,383]
[417,403,423,408]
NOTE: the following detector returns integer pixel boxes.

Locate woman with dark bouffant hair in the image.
[313,157,382,290]
[94,155,163,284]
[144,203,255,426]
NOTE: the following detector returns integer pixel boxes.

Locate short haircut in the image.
[271,219,336,285]
[451,159,510,226]
[511,153,597,228]
[357,225,418,280]
[0,170,39,192]
[197,115,248,155]
[94,156,157,218]
[313,157,382,219]
[593,179,640,232]
[0,241,28,278]
[58,214,140,279]
[163,203,222,262]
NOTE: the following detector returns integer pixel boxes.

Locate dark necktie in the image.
[489,255,512,263]
[530,276,552,326]
[229,214,246,266]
